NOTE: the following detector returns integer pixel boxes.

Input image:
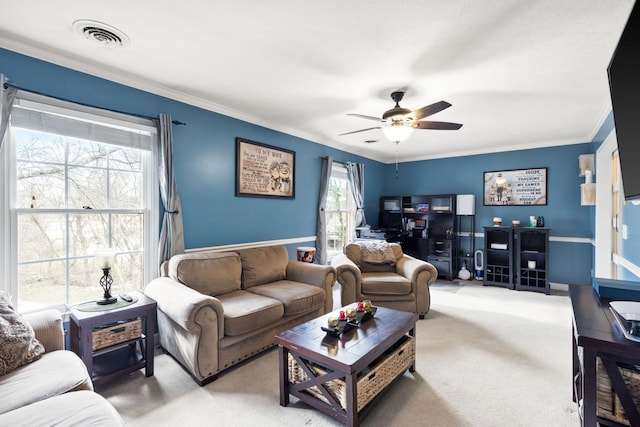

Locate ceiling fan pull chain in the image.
[394,141,399,179]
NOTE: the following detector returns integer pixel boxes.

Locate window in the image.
[1,93,159,312]
[326,163,355,261]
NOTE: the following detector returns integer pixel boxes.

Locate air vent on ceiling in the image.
[72,20,130,47]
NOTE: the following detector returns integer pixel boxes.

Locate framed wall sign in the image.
[236,138,295,199]
[483,167,547,206]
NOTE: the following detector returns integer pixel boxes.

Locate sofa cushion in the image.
[0,291,45,376]
[0,350,92,414]
[217,290,284,337]
[345,242,403,273]
[168,252,242,296]
[361,272,412,296]
[236,246,288,289]
[248,280,325,316]
[0,390,124,427]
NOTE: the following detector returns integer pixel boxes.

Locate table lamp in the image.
[95,249,117,305]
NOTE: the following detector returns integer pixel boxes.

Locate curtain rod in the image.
[3,82,186,126]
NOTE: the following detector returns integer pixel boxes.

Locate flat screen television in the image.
[608,2,640,201]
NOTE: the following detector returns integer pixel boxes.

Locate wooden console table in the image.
[570,284,640,426]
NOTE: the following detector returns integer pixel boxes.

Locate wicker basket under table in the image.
[92,318,142,351]
[288,335,415,413]
[597,357,640,426]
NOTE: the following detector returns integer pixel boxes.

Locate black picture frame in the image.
[236,138,295,199]
[483,167,547,206]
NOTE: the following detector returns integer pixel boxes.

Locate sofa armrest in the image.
[332,253,361,306]
[23,309,64,352]
[286,261,336,313]
[145,277,225,338]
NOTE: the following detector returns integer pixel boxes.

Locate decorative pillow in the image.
[0,291,45,376]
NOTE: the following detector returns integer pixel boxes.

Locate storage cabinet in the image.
[483,226,514,289]
[378,194,457,280]
[515,228,549,294]
[398,194,456,280]
[379,196,403,232]
[483,226,550,293]
[426,194,456,280]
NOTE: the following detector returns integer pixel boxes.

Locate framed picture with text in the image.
[483,167,547,206]
[236,138,295,199]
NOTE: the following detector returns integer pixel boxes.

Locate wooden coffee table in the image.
[275,306,418,426]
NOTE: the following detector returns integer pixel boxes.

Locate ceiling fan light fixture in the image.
[382,122,413,143]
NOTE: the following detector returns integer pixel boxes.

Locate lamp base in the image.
[96,296,118,305]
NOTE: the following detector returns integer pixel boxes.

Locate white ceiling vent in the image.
[72,20,130,47]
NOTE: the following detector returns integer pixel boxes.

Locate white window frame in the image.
[0,91,159,312]
[326,163,356,261]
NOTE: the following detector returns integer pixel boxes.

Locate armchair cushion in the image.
[249,280,325,316]
[237,246,288,289]
[217,290,284,336]
[168,251,242,297]
[361,272,412,296]
[0,292,45,376]
[0,350,92,414]
[345,242,404,273]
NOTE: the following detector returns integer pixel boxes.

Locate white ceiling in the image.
[0,0,635,163]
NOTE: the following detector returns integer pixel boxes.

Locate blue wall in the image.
[0,48,385,251]
[0,48,607,286]
[380,145,594,285]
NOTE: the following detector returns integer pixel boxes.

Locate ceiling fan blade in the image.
[338,126,382,136]
[346,113,385,122]
[411,101,452,121]
[413,121,463,130]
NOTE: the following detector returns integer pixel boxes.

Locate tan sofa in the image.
[332,242,438,319]
[145,245,336,385]
[0,310,124,426]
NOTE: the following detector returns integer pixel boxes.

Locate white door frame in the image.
[595,130,616,278]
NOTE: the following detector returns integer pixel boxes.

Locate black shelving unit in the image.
[483,226,514,289]
[400,195,431,262]
[456,214,475,279]
[424,194,456,280]
[515,228,550,294]
[378,194,457,280]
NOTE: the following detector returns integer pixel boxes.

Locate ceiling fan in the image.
[339,91,463,143]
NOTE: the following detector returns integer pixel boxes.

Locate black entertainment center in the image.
[378,194,458,280]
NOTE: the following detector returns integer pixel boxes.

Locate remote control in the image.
[120,294,133,302]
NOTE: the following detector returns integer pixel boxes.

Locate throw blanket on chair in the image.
[359,241,397,265]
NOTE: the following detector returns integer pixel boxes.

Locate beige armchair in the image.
[332,242,438,318]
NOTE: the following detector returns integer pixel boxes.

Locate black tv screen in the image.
[608,2,640,201]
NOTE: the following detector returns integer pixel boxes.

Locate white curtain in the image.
[346,162,367,233]
[157,114,185,268]
[315,156,333,265]
[0,75,17,150]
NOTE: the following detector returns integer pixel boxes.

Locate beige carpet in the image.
[99,281,580,426]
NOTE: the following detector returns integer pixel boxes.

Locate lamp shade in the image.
[382,123,413,143]
[95,249,117,269]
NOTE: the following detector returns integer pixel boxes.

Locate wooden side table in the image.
[69,290,157,386]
